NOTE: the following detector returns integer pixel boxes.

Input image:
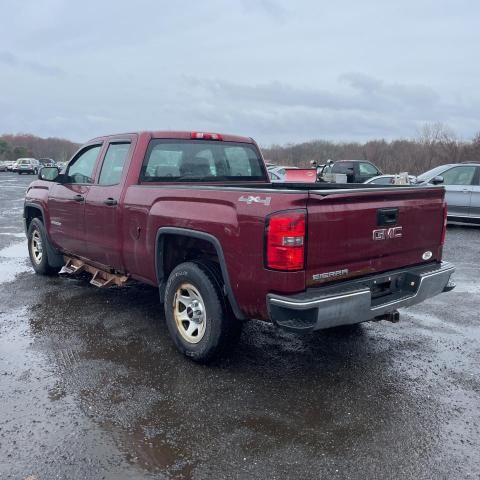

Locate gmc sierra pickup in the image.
[24,131,455,361]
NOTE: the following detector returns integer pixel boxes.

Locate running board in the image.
[59,256,129,288]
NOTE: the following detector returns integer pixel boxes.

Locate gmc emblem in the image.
[372,226,403,240]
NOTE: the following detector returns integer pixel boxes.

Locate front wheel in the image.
[27,218,61,275]
[164,262,242,362]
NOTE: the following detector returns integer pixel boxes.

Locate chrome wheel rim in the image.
[31,229,43,265]
[173,283,206,343]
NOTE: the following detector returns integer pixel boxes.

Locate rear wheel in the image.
[164,261,242,362]
[27,218,61,275]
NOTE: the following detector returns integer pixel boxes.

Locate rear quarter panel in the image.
[122,185,308,319]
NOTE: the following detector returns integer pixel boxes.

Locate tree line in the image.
[0,134,80,162]
[1,124,480,174]
[262,123,480,174]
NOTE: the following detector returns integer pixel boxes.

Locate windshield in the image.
[140,140,266,182]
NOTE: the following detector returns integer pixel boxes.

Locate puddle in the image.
[0,240,32,284]
[0,232,26,238]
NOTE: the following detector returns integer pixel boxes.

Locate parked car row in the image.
[0,157,60,174]
[267,160,480,225]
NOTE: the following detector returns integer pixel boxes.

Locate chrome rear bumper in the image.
[267,262,455,332]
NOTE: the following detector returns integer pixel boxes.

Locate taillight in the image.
[441,202,448,245]
[266,211,306,271]
[191,132,223,140]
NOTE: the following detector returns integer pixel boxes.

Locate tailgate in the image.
[306,186,445,287]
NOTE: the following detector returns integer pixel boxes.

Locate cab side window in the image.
[98,143,131,186]
[441,166,476,186]
[67,145,102,184]
[359,162,379,175]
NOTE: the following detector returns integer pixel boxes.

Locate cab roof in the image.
[89,131,254,144]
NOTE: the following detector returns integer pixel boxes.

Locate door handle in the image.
[103,197,118,206]
[73,194,84,202]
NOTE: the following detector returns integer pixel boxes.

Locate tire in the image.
[164,261,242,362]
[27,218,62,275]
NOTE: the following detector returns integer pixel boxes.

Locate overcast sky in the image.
[1,0,479,146]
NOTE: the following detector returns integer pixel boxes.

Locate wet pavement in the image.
[0,172,479,479]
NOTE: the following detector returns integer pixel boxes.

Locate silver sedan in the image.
[416,163,480,225]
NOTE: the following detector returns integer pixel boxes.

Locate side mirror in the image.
[38,166,60,181]
[431,175,444,185]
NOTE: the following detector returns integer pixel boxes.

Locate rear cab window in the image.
[139,140,266,183]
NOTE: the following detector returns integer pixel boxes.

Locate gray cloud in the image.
[1,0,480,144]
[181,74,480,144]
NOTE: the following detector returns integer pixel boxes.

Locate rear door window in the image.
[98,143,131,186]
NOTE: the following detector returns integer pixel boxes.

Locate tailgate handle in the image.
[377,208,398,226]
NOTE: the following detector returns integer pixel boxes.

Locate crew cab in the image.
[24,131,455,361]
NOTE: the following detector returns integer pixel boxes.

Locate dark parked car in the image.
[330,160,382,183]
[38,158,56,168]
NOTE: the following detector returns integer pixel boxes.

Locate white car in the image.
[364,174,416,185]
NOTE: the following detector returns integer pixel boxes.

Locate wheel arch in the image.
[24,203,45,232]
[155,227,245,320]
[24,203,64,268]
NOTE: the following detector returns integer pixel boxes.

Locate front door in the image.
[47,144,103,257]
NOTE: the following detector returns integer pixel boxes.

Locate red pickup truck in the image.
[24,131,455,361]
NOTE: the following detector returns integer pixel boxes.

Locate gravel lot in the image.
[0,172,479,479]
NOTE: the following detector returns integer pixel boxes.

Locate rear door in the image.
[306,186,445,287]
[84,137,135,270]
[48,144,103,256]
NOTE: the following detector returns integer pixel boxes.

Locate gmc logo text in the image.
[372,226,403,240]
